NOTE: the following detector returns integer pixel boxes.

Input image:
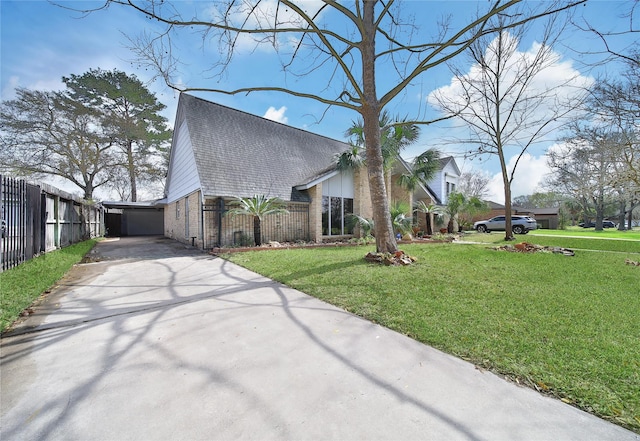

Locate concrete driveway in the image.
[1,236,637,440]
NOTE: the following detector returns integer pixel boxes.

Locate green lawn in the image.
[224,236,640,433]
[0,239,98,332]
[464,230,640,253]
[531,226,640,240]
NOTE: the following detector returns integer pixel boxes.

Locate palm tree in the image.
[226,195,289,246]
[445,192,488,233]
[397,149,441,192]
[347,213,374,237]
[335,144,366,171]
[414,201,443,236]
[390,200,413,237]
[343,110,422,195]
[347,201,415,239]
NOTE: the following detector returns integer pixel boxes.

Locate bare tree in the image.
[86,0,586,252]
[572,1,639,67]
[429,12,589,240]
[0,88,115,200]
[547,127,618,230]
[458,169,492,199]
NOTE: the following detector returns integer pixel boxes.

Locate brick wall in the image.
[165,191,202,248]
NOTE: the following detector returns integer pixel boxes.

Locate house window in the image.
[321,170,355,236]
[446,182,456,196]
[322,196,354,235]
[176,200,180,219]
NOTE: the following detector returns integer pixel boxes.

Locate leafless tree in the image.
[0,88,115,200]
[547,127,619,230]
[572,0,639,67]
[429,12,589,240]
[84,0,586,252]
[458,169,492,200]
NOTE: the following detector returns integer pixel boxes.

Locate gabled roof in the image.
[438,156,462,176]
[395,157,440,204]
[172,93,349,201]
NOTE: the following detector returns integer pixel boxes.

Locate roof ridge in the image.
[181,92,348,146]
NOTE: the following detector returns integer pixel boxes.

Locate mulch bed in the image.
[491,242,575,256]
[364,251,417,266]
[210,236,456,255]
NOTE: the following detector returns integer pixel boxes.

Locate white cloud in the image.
[426,32,594,204]
[1,76,21,99]
[485,153,551,204]
[263,106,288,123]
[203,0,325,53]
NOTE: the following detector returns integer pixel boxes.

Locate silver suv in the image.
[474,215,537,234]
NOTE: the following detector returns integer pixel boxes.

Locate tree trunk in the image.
[618,200,626,231]
[362,1,397,254]
[594,192,604,231]
[498,145,513,241]
[127,140,137,202]
[447,217,455,234]
[83,185,94,201]
[426,213,433,236]
[253,216,261,246]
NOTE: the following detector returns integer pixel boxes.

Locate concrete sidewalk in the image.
[1,236,637,440]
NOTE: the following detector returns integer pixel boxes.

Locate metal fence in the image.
[202,198,310,248]
[1,175,103,272]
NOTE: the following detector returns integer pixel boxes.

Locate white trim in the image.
[295,169,340,191]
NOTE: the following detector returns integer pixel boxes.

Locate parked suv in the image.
[578,220,616,228]
[474,215,537,234]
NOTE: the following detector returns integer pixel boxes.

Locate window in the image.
[176,200,181,219]
[321,170,354,236]
[446,182,456,196]
[322,196,354,235]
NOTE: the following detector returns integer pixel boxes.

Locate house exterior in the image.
[426,157,461,206]
[474,201,559,229]
[164,93,443,248]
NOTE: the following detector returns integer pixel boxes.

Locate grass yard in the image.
[224,237,640,433]
[0,239,98,332]
[465,229,640,253]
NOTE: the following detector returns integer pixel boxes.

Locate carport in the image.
[102,200,165,236]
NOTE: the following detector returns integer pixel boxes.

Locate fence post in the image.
[54,194,60,249]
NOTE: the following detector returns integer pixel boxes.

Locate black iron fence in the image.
[1,175,103,272]
[202,198,310,248]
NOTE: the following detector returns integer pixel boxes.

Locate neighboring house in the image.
[164,93,441,248]
[475,201,559,229]
[527,207,559,230]
[426,156,461,206]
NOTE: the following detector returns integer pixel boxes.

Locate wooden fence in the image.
[1,175,103,272]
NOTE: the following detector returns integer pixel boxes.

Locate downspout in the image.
[200,192,205,249]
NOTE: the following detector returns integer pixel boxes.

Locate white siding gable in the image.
[166,120,201,204]
[427,158,461,205]
[322,170,354,198]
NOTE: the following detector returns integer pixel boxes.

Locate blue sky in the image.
[1,0,637,202]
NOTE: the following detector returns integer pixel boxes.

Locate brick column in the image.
[308,183,323,243]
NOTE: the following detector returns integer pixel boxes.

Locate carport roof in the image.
[102,200,166,209]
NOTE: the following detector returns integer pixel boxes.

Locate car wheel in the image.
[513,225,525,234]
[476,225,488,233]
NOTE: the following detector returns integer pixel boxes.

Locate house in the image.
[426,156,461,205]
[164,93,448,248]
[475,201,559,229]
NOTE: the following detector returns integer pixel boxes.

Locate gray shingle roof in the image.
[178,93,349,201]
